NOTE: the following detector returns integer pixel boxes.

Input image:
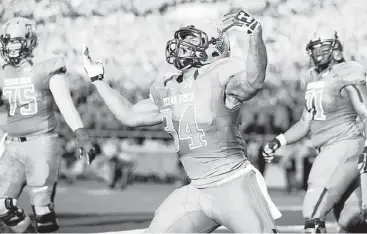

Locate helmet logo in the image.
[25,24,33,38]
[215,33,227,53]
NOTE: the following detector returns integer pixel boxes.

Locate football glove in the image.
[363,208,367,223]
[81,44,104,82]
[262,138,281,163]
[221,9,261,34]
[74,128,96,165]
[358,147,367,174]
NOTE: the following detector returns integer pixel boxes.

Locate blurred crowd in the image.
[1,0,366,191]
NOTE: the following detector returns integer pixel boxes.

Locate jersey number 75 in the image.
[3,84,38,116]
[161,104,207,152]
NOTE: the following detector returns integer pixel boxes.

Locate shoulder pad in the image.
[207,57,245,86]
[40,56,67,76]
[335,61,367,87]
[300,68,318,90]
[209,57,245,75]
[36,56,67,90]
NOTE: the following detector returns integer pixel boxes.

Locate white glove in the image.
[221,9,261,35]
[81,44,104,82]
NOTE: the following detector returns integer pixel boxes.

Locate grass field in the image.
[3,179,339,233]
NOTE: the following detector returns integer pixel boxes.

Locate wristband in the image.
[91,74,104,82]
[276,134,287,146]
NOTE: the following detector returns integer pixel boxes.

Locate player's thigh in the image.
[303,138,363,219]
[146,185,219,233]
[0,145,26,199]
[209,170,277,233]
[24,135,61,206]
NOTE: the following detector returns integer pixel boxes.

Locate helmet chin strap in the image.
[182,67,198,77]
[7,56,30,67]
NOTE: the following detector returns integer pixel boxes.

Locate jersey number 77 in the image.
[305,87,326,120]
[161,104,207,152]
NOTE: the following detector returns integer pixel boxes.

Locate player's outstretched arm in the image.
[49,74,96,164]
[93,80,162,127]
[262,108,311,162]
[222,10,267,102]
[81,45,162,127]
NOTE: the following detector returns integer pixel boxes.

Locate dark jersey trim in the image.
[311,188,328,218]
[350,84,364,103]
[49,66,66,77]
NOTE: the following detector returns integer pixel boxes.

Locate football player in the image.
[0,17,96,233]
[82,9,281,233]
[263,26,367,233]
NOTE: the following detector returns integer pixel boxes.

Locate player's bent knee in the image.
[0,198,32,233]
[32,204,60,233]
[304,218,326,233]
[337,212,367,233]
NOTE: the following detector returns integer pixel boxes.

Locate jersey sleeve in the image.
[149,84,157,105]
[337,61,367,92]
[149,79,164,106]
[42,56,67,90]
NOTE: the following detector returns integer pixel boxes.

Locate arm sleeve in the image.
[49,74,84,132]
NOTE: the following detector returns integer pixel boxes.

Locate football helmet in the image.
[306,26,343,72]
[165,22,230,70]
[0,17,38,66]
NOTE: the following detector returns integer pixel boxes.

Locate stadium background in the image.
[0,0,366,232]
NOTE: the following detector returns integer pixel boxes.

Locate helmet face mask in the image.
[165,37,207,71]
[306,29,343,72]
[0,17,38,66]
[165,24,230,71]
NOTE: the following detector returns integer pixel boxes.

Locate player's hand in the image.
[262,138,281,163]
[74,128,96,165]
[221,9,261,34]
[81,44,104,82]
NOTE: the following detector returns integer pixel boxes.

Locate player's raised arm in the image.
[221,9,267,102]
[262,108,312,162]
[81,45,162,127]
[342,84,367,215]
[342,85,367,146]
[49,71,96,164]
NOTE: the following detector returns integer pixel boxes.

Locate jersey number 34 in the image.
[3,84,38,116]
[161,104,207,152]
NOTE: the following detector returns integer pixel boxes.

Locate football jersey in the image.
[0,57,66,137]
[302,61,366,148]
[150,58,251,188]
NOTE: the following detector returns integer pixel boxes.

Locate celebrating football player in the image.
[263,26,367,233]
[0,17,96,233]
[82,9,281,233]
